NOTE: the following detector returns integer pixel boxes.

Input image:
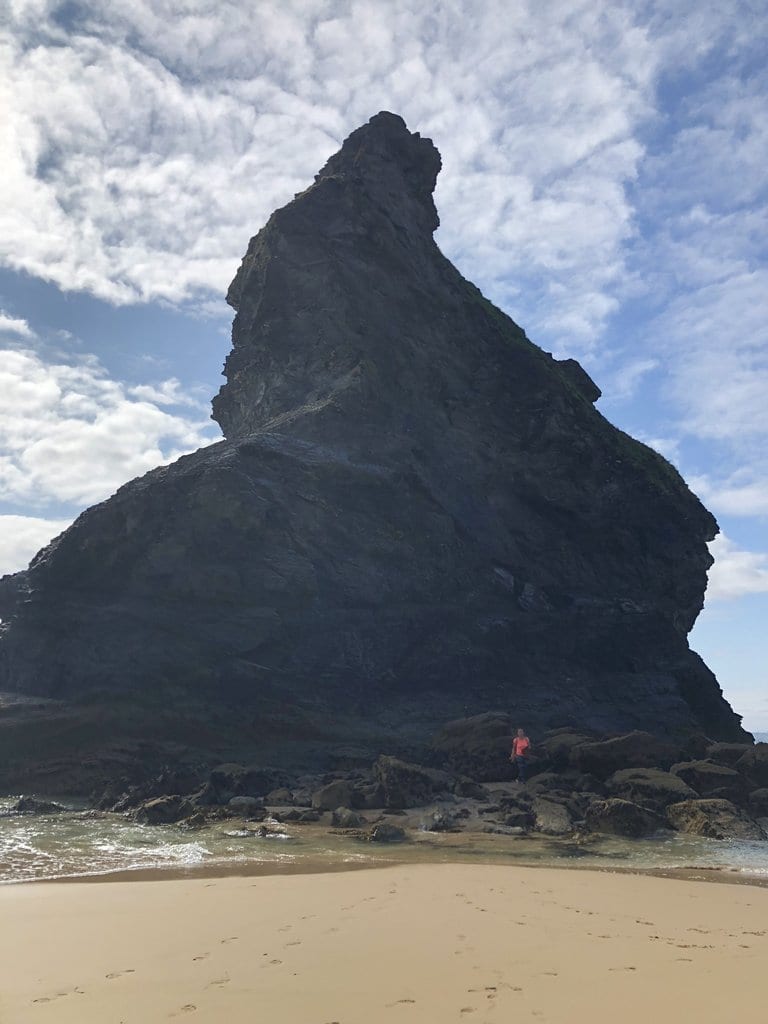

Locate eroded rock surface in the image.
[0,112,749,791]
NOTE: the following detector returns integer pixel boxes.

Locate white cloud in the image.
[0,514,72,577]
[691,473,768,518]
[0,347,220,507]
[706,535,768,602]
[1,0,661,346]
[0,311,35,339]
[604,357,659,401]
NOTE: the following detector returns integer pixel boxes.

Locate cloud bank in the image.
[0,340,218,514]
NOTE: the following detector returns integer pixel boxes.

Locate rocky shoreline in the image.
[10,716,767,849]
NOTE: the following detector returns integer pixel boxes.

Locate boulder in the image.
[11,796,68,815]
[705,742,753,769]
[670,761,749,804]
[351,782,384,809]
[425,808,462,832]
[536,732,593,770]
[747,789,768,817]
[503,807,534,829]
[453,777,488,800]
[429,712,516,781]
[331,807,364,828]
[265,787,294,805]
[134,795,194,825]
[312,780,356,811]
[585,798,666,838]
[735,744,768,789]
[374,756,451,809]
[666,799,766,840]
[203,764,288,805]
[532,797,574,836]
[606,767,698,810]
[227,796,265,818]
[569,732,679,778]
[369,822,407,843]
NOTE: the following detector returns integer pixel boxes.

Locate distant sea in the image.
[754,732,768,742]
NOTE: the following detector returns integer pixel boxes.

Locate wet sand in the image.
[0,863,765,1022]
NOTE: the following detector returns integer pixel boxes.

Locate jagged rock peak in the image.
[214,112,445,440]
[314,111,442,231]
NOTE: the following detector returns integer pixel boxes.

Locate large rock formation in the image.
[0,112,749,789]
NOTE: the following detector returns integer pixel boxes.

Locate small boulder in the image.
[607,768,698,811]
[532,797,574,836]
[351,782,384,809]
[374,756,451,809]
[425,808,461,832]
[666,799,766,841]
[585,798,666,838]
[134,795,193,825]
[331,807,364,828]
[227,796,265,819]
[453,777,487,800]
[12,796,68,815]
[503,807,534,829]
[312,780,356,811]
[369,822,407,843]
[265,787,294,805]
[670,761,749,804]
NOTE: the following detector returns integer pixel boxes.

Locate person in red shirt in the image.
[510,728,531,782]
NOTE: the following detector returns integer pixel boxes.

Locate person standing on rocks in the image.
[510,728,531,782]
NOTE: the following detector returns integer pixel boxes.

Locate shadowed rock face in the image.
[0,112,749,785]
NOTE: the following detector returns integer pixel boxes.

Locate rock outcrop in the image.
[0,112,750,791]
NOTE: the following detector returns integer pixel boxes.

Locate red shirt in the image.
[512,736,530,757]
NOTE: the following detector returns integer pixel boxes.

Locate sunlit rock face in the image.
[0,113,748,787]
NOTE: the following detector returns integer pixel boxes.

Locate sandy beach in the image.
[0,863,765,1023]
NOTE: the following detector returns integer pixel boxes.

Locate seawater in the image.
[1,795,767,885]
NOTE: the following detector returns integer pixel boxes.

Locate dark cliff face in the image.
[0,112,748,780]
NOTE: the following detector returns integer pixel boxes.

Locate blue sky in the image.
[1,0,766,729]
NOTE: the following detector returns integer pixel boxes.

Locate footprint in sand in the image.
[32,988,85,1003]
[386,998,416,1006]
[172,1005,197,1016]
[285,940,302,947]
[206,977,230,988]
[459,1007,476,1015]
[192,954,209,961]
[106,969,136,979]
[220,936,239,944]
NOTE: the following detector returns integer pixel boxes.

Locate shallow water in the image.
[1,795,767,884]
